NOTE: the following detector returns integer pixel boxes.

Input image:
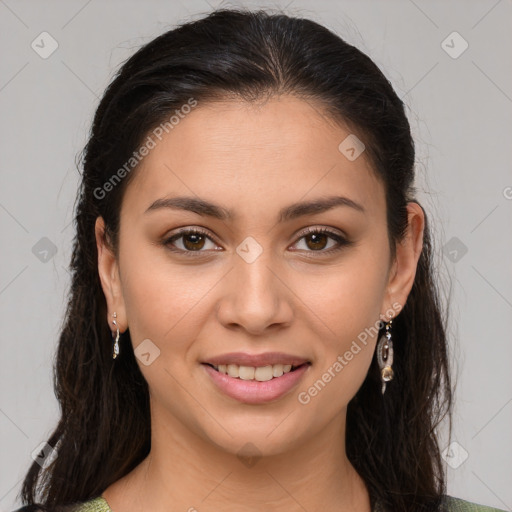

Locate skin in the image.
[96,94,424,512]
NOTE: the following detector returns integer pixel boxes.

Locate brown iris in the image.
[304,232,329,251]
[182,233,207,251]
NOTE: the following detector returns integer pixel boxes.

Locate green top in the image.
[440,497,508,512]
[72,495,508,512]
[65,497,110,512]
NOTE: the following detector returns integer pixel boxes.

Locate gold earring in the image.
[112,312,120,359]
[376,319,394,394]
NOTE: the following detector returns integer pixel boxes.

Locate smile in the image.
[202,362,311,404]
[205,362,308,381]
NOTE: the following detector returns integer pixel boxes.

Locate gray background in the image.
[1,0,511,510]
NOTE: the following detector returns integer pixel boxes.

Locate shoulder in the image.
[12,496,111,512]
[442,495,508,512]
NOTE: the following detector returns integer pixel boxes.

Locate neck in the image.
[103,408,371,512]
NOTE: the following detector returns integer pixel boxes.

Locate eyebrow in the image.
[145,195,365,222]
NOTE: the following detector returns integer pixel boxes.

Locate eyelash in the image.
[162,226,352,257]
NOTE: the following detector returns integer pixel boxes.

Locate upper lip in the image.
[202,352,311,367]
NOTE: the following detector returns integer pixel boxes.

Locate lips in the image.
[202,351,310,367]
[202,360,310,404]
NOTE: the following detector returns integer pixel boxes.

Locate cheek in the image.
[291,252,388,403]
[118,243,219,347]
[294,259,388,344]
[295,270,382,413]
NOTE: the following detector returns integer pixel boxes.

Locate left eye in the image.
[291,227,350,253]
[163,227,350,255]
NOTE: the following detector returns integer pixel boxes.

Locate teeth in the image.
[214,363,296,381]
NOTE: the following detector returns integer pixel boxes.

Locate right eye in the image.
[162,228,222,256]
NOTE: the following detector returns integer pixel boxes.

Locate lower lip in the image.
[202,363,310,404]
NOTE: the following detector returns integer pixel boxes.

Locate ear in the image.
[381,202,425,320]
[95,216,127,333]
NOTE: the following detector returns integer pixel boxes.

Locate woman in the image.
[14,8,506,512]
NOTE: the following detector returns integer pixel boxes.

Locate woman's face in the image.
[96,94,423,457]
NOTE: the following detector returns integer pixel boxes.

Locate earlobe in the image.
[382,202,425,318]
[94,217,127,331]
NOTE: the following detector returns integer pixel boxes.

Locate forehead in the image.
[121,95,385,221]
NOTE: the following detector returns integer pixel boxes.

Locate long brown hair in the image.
[20,8,453,512]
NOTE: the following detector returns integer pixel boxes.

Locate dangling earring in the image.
[376,318,394,394]
[112,312,120,359]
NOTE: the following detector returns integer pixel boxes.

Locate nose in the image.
[216,244,293,335]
